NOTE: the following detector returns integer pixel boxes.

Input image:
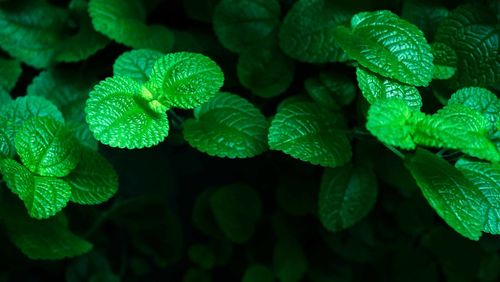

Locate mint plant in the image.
[0,0,499,281]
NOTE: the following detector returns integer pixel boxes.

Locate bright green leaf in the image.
[113,49,164,83]
[209,184,262,243]
[183,92,268,158]
[405,149,487,240]
[64,148,118,205]
[334,10,434,86]
[149,52,224,109]
[431,42,457,80]
[356,67,422,110]
[85,76,169,149]
[213,0,281,53]
[319,163,378,232]
[279,0,354,63]
[89,0,174,51]
[268,101,352,167]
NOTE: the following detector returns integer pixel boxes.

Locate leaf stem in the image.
[385,144,405,159]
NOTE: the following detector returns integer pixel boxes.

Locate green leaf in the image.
[319,163,378,232]
[304,70,356,110]
[209,184,262,243]
[413,104,500,162]
[85,76,169,149]
[268,101,352,167]
[456,159,500,234]
[356,67,422,110]
[64,148,118,205]
[149,52,224,109]
[405,149,487,240]
[183,92,268,158]
[279,0,354,63]
[448,87,500,133]
[401,0,449,40]
[88,0,174,51]
[334,10,433,86]
[0,57,22,92]
[0,0,68,68]
[237,44,294,98]
[273,238,308,282]
[16,117,81,177]
[242,264,274,282]
[0,96,64,157]
[435,5,499,87]
[113,49,164,83]
[3,202,92,260]
[431,42,457,80]
[0,159,72,219]
[0,88,12,110]
[213,0,281,53]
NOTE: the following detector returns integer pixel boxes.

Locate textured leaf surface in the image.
[319,163,378,232]
[269,101,351,167]
[237,45,294,98]
[304,70,356,110]
[335,10,433,86]
[431,43,457,80]
[209,184,262,243]
[242,265,274,282]
[4,204,92,260]
[0,0,67,68]
[0,96,64,157]
[456,160,500,234]
[435,5,499,87]
[405,149,487,240]
[183,92,268,158]
[89,0,174,51]
[279,0,354,63]
[0,57,22,92]
[113,49,163,83]
[16,117,81,177]
[213,0,280,53]
[366,99,420,150]
[448,87,500,132]
[65,148,118,205]
[149,52,224,109]
[0,159,72,219]
[86,76,169,149]
[356,67,422,110]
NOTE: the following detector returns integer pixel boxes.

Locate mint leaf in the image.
[0,57,22,92]
[0,88,12,110]
[0,0,67,68]
[0,96,64,157]
[435,5,499,87]
[456,159,500,235]
[405,149,487,240]
[268,101,352,167]
[356,67,422,110]
[319,163,378,232]
[213,0,280,53]
[3,202,92,259]
[273,238,308,282]
[366,99,420,150]
[89,0,174,51]
[237,44,294,98]
[279,0,354,63]
[149,52,224,109]
[448,87,500,133]
[304,70,356,110]
[334,10,433,86]
[15,117,81,177]
[113,49,164,83]
[0,159,72,219]
[209,184,262,243]
[242,265,274,282]
[183,92,268,158]
[85,76,169,149]
[431,42,457,80]
[64,148,118,205]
